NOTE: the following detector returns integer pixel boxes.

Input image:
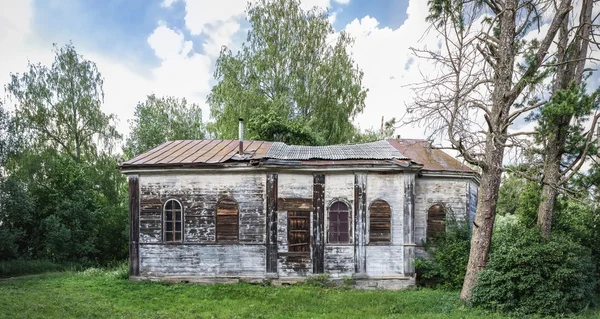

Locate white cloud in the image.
[343,0,440,139]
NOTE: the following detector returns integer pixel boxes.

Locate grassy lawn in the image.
[0,269,599,319]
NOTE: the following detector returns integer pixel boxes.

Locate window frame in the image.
[163,199,184,244]
[327,200,351,244]
[215,197,240,243]
[368,199,392,244]
[426,203,447,241]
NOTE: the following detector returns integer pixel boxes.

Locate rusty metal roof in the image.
[387,139,474,173]
[121,140,272,167]
[265,140,408,160]
[120,139,474,174]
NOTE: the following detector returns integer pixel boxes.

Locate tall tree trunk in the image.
[536,0,593,237]
[460,145,504,301]
[461,0,518,301]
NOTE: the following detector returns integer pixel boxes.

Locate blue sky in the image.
[31,0,410,76]
[2,0,594,158]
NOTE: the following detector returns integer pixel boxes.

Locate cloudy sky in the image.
[0,0,444,142]
[1,0,597,150]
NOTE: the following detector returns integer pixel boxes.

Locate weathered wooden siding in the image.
[414,176,472,257]
[365,173,404,276]
[129,175,140,277]
[324,174,355,277]
[324,246,354,277]
[276,174,314,277]
[139,245,265,276]
[138,173,266,245]
[366,246,403,276]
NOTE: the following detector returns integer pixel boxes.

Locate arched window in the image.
[369,200,391,243]
[164,199,183,243]
[328,201,350,243]
[427,204,446,240]
[216,198,239,243]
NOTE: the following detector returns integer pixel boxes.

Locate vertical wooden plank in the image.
[128,175,140,277]
[312,174,325,273]
[266,173,278,273]
[403,173,416,275]
[354,173,367,273]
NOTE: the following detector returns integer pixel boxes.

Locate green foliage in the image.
[472,223,596,316]
[496,173,526,216]
[208,0,367,145]
[6,43,120,160]
[514,181,541,226]
[415,215,471,289]
[247,111,324,145]
[302,274,332,288]
[125,94,205,157]
[553,197,600,291]
[1,43,129,266]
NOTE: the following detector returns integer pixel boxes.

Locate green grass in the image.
[1,269,599,319]
[0,260,73,278]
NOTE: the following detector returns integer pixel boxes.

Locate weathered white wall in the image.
[140,245,265,277]
[137,172,266,277]
[365,173,405,276]
[414,176,473,257]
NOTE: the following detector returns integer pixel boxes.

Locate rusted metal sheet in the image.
[121,140,273,167]
[387,139,474,173]
[122,139,474,176]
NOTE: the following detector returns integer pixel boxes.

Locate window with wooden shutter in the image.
[369,199,391,243]
[288,211,310,252]
[427,204,446,240]
[216,198,239,243]
[328,201,350,244]
[164,199,183,243]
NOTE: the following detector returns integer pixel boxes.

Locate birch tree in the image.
[6,43,120,161]
[208,0,367,145]
[409,0,572,301]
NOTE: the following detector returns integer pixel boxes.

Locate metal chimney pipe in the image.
[239,118,244,155]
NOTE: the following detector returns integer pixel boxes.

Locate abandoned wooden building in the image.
[120,133,479,289]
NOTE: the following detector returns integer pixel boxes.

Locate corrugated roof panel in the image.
[134,140,183,165]
[387,139,473,172]
[265,140,408,160]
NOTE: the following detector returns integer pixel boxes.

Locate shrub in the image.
[415,215,471,289]
[471,223,596,316]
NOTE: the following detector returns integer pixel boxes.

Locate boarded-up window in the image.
[216,198,239,243]
[288,211,310,252]
[427,204,446,240]
[328,201,350,243]
[164,199,183,243]
[369,199,391,243]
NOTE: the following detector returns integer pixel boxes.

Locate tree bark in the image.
[536,0,593,237]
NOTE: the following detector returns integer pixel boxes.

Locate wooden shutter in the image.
[427,204,446,240]
[288,211,310,252]
[369,200,391,243]
[216,198,239,243]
